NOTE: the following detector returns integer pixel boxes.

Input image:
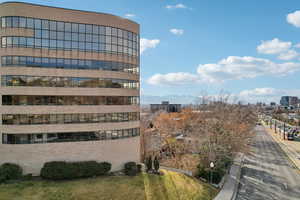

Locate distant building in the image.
[150,101,181,113]
[280,96,299,106]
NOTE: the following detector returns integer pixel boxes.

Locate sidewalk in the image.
[214,153,244,200]
[264,126,300,171]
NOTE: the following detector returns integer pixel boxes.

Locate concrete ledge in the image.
[160,166,193,176]
[214,153,244,200]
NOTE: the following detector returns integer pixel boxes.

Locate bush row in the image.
[0,160,142,183]
[40,161,111,180]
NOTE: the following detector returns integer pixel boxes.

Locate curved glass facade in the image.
[2,95,139,106]
[3,112,139,125]
[1,16,139,57]
[1,56,139,74]
[2,75,139,89]
[2,128,140,144]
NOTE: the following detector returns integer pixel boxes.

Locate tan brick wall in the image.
[0,136,140,175]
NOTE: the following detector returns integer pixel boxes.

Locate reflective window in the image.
[2,95,139,106]
[0,16,139,57]
[2,128,140,144]
[1,56,139,74]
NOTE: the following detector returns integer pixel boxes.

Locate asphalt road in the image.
[236,126,300,200]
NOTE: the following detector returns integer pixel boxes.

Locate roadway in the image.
[236,126,300,200]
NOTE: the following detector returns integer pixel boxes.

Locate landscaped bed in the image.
[0,170,217,200]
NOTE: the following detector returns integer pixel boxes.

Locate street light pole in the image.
[210,162,214,184]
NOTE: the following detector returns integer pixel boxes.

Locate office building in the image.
[150,101,181,113]
[0,2,140,175]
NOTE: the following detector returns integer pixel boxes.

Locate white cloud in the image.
[278,50,299,60]
[287,10,300,28]
[197,56,300,83]
[239,88,278,97]
[294,43,300,48]
[238,88,300,103]
[124,13,136,18]
[147,56,300,85]
[257,38,291,54]
[166,3,187,9]
[140,38,160,54]
[170,28,184,35]
[147,72,199,85]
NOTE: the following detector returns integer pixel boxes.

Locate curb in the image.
[214,153,244,200]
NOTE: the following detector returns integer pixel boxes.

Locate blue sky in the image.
[3,0,300,103]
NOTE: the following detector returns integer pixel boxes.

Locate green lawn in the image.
[0,170,218,200]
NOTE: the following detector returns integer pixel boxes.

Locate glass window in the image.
[5,17,12,27]
[19,17,26,28]
[42,30,49,39]
[12,37,19,46]
[35,29,42,38]
[106,36,111,44]
[50,40,56,48]
[1,17,6,28]
[12,17,19,27]
[111,27,117,36]
[42,39,49,47]
[72,33,79,41]
[64,41,72,49]
[92,25,99,34]
[57,31,64,40]
[86,34,92,42]
[26,18,34,28]
[57,21,64,31]
[117,29,123,37]
[64,32,71,40]
[92,35,99,43]
[71,41,78,49]
[106,27,111,35]
[35,38,41,47]
[79,24,85,33]
[19,37,26,46]
[99,35,105,43]
[34,19,41,29]
[72,23,79,32]
[41,20,49,30]
[86,42,92,50]
[27,38,34,47]
[79,33,85,42]
[49,21,56,30]
[65,22,72,32]
[49,31,56,39]
[57,40,64,49]
[99,26,105,34]
[86,24,92,34]
[1,37,7,47]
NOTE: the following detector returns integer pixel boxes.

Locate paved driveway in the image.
[236,126,300,200]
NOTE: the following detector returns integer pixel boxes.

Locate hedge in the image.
[0,163,23,183]
[124,162,139,176]
[40,161,111,180]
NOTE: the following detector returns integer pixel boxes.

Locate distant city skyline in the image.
[4,0,300,103]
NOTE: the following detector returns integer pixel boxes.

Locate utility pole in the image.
[283,123,286,140]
